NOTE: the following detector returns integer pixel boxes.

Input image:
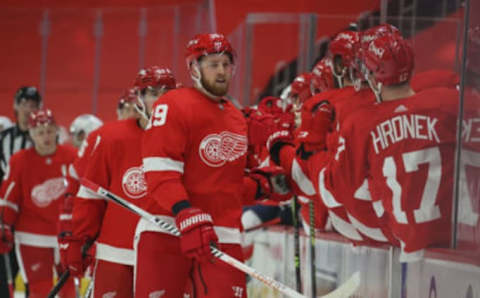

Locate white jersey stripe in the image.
[291,158,316,196]
[143,157,184,174]
[319,168,342,208]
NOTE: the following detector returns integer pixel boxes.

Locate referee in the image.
[0,86,42,297]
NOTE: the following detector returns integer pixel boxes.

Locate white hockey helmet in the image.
[70,114,103,137]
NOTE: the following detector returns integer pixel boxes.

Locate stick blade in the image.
[319,271,360,298]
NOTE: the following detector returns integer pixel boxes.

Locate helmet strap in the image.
[190,61,223,101]
[366,74,383,103]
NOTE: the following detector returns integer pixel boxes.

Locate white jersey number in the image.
[152,104,168,127]
[458,149,480,226]
[383,147,442,224]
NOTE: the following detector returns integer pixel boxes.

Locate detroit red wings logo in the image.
[31,177,67,208]
[122,166,147,199]
[199,131,247,167]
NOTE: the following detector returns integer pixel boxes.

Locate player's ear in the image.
[191,61,201,80]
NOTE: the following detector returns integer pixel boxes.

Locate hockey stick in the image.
[2,253,14,298]
[47,241,93,298]
[244,217,281,233]
[48,268,70,298]
[81,178,361,298]
[291,196,302,292]
[309,199,317,297]
[80,178,305,298]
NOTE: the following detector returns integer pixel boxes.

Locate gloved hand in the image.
[58,196,74,239]
[175,207,218,263]
[59,236,92,278]
[250,166,292,202]
[0,225,13,254]
[297,99,335,152]
[248,111,295,148]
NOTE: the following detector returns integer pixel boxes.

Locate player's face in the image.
[71,131,85,149]
[30,124,57,155]
[15,99,39,130]
[143,87,168,117]
[199,54,233,97]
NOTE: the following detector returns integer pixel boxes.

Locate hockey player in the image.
[61,66,176,297]
[136,33,249,298]
[0,108,76,297]
[117,87,139,120]
[69,114,103,149]
[317,33,458,260]
[0,86,42,298]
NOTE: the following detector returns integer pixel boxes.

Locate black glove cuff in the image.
[270,142,293,165]
[172,200,192,215]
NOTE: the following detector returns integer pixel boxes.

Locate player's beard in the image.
[201,75,230,97]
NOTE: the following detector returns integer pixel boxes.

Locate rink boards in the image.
[246,226,480,298]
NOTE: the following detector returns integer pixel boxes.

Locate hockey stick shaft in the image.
[48,269,70,298]
[309,199,317,296]
[81,178,307,298]
[291,196,302,292]
[3,253,14,297]
[47,241,93,298]
[244,217,281,233]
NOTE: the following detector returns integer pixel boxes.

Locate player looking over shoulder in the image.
[61,66,176,297]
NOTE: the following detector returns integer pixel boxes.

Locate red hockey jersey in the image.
[318,87,458,258]
[411,69,459,92]
[72,119,147,265]
[142,87,248,244]
[0,145,76,247]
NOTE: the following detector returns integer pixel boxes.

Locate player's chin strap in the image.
[135,94,150,121]
[190,54,236,101]
[366,73,383,103]
[331,63,346,89]
[190,61,225,102]
[135,86,166,121]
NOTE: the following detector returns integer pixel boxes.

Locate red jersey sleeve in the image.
[0,152,24,225]
[142,95,190,213]
[72,132,108,240]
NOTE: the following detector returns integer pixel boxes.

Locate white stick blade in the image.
[319,271,360,298]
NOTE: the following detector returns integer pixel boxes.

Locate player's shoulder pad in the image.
[91,119,133,142]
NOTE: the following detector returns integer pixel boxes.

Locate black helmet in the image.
[14,86,42,106]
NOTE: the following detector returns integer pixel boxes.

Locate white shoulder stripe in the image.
[143,157,184,174]
[0,181,18,211]
[0,199,19,212]
[77,185,104,200]
[347,213,388,242]
[291,158,315,196]
[319,168,342,208]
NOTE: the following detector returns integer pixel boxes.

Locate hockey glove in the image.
[60,236,92,278]
[175,207,218,263]
[297,99,334,153]
[0,225,13,254]
[250,166,292,202]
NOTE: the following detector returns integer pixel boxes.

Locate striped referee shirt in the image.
[0,125,33,182]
